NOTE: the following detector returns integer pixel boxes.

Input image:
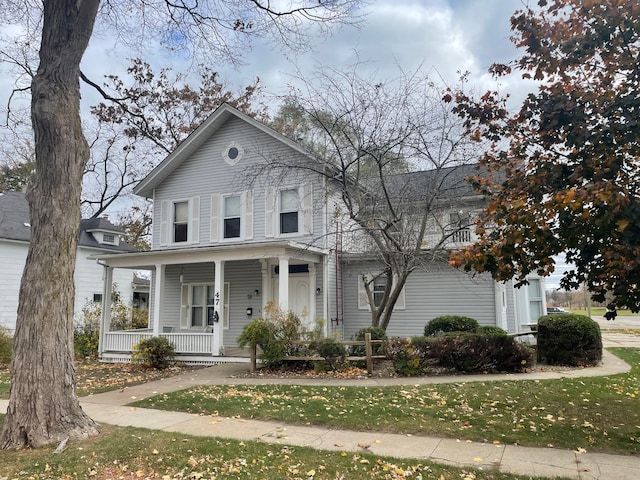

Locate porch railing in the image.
[103,331,215,355]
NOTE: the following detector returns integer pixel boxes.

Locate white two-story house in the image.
[94,103,545,364]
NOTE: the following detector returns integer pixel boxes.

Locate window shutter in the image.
[245,190,254,240]
[210,194,219,242]
[180,284,190,328]
[190,196,200,244]
[265,188,275,238]
[159,201,169,246]
[301,183,313,235]
[357,274,371,311]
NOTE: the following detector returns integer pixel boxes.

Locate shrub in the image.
[432,332,534,373]
[476,325,507,337]
[74,302,101,358]
[384,332,533,376]
[383,336,437,376]
[237,304,306,367]
[424,315,479,336]
[132,336,176,369]
[0,326,12,365]
[311,338,347,371]
[537,314,602,366]
[351,326,388,356]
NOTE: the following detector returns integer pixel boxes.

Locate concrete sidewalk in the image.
[2,336,639,479]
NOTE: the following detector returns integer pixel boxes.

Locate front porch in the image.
[100,329,252,365]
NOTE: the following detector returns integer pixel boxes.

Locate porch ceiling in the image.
[90,240,327,269]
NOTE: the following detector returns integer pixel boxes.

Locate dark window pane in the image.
[224,217,241,238]
[174,223,188,242]
[280,212,298,233]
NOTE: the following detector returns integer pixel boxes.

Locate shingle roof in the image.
[0,191,135,252]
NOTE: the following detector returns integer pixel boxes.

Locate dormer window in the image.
[103,233,115,244]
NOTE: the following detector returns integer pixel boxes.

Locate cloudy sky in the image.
[70,0,535,110]
[2,0,565,288]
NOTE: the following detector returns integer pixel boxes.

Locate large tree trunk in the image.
[0,0,101,449]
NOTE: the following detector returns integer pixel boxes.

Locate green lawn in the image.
[133,348,640,456]
[569,308,636,317]
[0,422,563,480]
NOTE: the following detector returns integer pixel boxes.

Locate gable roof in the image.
[0,191,135,252]
[133,103,314,199]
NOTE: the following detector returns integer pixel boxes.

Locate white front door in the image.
[273,275,312,329]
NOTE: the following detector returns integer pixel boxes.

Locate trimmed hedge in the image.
[537,314,602,366]
[424,315,479,336]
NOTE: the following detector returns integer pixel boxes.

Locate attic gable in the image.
[133,103,314,199]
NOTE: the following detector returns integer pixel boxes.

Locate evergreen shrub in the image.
[537,314,602,366]
[424,315,479,336]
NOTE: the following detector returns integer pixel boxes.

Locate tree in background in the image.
[450,0,640,315]
[0,0,363,450]
[268,66,480,330]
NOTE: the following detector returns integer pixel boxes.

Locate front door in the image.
[273,275,312,330]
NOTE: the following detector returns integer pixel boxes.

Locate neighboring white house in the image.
[0,191,137,334]
[93,103,546,364]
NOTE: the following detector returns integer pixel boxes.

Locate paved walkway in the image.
[2,329,640,479]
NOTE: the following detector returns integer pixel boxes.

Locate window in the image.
[528,278,543,322]
[103,233,115,244]
[93,293,103,303]
[372,276,387,307]
[189,285,215,328]
[357,274,405,311]
[223,195,241,239]
[173,201,189,243]
[280,188,299,234]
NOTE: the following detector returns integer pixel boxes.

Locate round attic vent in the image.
[222,142,244,165]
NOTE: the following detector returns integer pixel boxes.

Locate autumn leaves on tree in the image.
[450,0,640,313]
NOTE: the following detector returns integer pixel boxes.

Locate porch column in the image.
[214,260,225,355]
[308,263,317,326]
[260,259,270,310]
[98,265,113,356]
[278,256,289,311]
[152,264,165,336]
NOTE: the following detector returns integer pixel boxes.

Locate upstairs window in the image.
[173,201,189,243]
[280,188,299,234]
[223,195,241,239]
[103,233,115,244]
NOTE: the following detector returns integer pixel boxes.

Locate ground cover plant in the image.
[133,348,640,456]
[0,423,560,480]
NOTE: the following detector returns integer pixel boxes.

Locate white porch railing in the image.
[103,331,215,355]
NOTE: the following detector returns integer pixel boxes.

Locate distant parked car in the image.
[547,306,570,314]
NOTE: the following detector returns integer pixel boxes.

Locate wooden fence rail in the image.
[249,332,385,375]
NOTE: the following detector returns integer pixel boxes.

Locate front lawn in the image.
[0,423,561,480]
[0,360,201,399]
[133,348,640,456]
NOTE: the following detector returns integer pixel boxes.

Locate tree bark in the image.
[0,0,101,449]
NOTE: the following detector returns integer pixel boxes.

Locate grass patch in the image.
[0,367,8,397]
[0,424,556,480]
[134,348,640,456]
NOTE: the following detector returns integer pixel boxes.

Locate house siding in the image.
[340,259,497,339]
[75,247,134,317]
[152,116,326,251]
[0,241,28,333]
